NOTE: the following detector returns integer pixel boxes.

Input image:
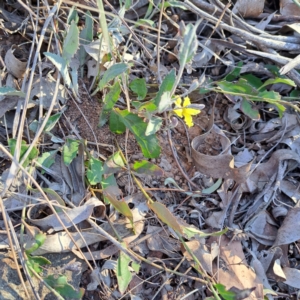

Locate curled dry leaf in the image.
[192,125,252,184]
[244,149,300,193]
[27,198,103,232]
[274,207,300,246]
[283,267,300,289]
[4,46,27,78]
[25,230,106,255]
[245,211,278,246]
[280,0,300,16]
[233,0,264,17]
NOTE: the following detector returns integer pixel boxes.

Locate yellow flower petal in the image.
[185,108,201,116]
[173,108,183,118]
[183,113,194,128]
[174,97,182,107]
[183,97,191,107]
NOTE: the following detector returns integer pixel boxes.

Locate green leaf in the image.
[62,138,80,166]
[132,160,164,176]
[79,11,93,77]
[225,61,243,81]
[182,227,227,240]
[44,275,84,299]
[265,64,282,77]
[153,69,176,106]
[67,6,79,24]
[145,116,163,136]
[217,78,258,95]
[131,261,140,273]
[25,232,47,255]
[37,150,57,174]
[258,77,296,91]
[202,178,222,194]
[26,255,51,275]
[148,202,182,235]
[99,81,121,127]
[258,90,281,101]
[214,284,236,300]
[157,91,173,113]
[198,78,213,94]
[290,89,300,98]
[0,86,25,97]
[114,109,161,158]
[104,190,134,231]
[103,151,124,175]
[178,22,199,66]
[44,113,62,132]
[258,90,286,117]
[29,113,62,134]
[109,110,126,134]
[44,52,72,87]
[87,157,104,185]
[8,139,38,168]
[98,63,128,91]
[129,78,147,100]
[162,1,188,9]
[134,19,155,27]
[240,99,260,120]
[137,101,157,112]
[117,248,132,294]
[62,21,79,62]
[240,74,263,89]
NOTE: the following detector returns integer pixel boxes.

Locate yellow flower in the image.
[173,96,201,128]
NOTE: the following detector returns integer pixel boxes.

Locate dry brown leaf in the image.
[27,201,98,232]
[4,46,27,78]
[209,235,264,299]
[280,0,300,16]
[192,125,252,184]
[244,149,300,192]
[146,225,181,258]
[181,240,213,274]
[274,207,300,246]
[245,211,277,246]
[233,0,264,17]
[283,267,300,289]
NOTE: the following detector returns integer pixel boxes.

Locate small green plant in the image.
[200,61,299,119]
[25,231,84,299]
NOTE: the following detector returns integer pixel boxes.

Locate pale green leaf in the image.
[44,275,84,299]
[117,248,132,294]
[99,81,121,127]
[157,91,173,113]
[258,77,296,91]
[145,116,163,136]
[98,63,128,90]
[178,21,199,66]
[44,52,72,87]
[129,78,147,100]
[37,150,57,174]
[109,110,126,134]
[0,86,25,97]
[62,138,80,166]
[132,160,163,176]
[114,109,161,158]
[62,21,79,62]
[148,202,182,234]
[104,190,134,230]
[153,69,175,106]
[87,157,104,185]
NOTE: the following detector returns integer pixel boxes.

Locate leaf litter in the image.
[1,0,300,299]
